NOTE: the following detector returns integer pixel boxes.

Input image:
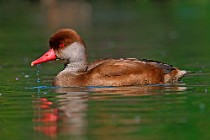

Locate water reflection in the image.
[32,85,187,138]
[33,97,58,137]
[89,84,187,97]
[86,85,189,139]
[55,89,88,136]
[32,88,88,138]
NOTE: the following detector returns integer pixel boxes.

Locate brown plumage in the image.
[31,29,187,87]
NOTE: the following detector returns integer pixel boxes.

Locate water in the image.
[1,1,210,140]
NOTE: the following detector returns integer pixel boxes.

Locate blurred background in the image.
[1,0,210,140]
[1,0,210,72]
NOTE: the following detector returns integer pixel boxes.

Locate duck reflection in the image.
[33,98,58,137]
[32,84,187,137]
[33,88,88,138]
[89,84,187,97]
[55,89,88,135]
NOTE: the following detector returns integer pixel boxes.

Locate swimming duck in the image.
[31,29,187,87]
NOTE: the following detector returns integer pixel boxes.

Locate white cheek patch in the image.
[58,42,86,62]
[55,42,87,72]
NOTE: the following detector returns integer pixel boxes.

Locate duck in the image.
[31,28,187,87]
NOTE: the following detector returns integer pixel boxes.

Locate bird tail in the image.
[177,70,188,78]
[164,69,188,83]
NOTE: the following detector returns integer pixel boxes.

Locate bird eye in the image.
[59,43,65,48]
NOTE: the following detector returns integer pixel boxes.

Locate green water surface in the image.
[0,1,210,140]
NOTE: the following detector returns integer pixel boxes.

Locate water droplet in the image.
[37,88,40,93]
[36,70,39,76]
[205,89,208,93]
[37,78,40,83]
[24,75,29,78]
[36,64,41,83]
